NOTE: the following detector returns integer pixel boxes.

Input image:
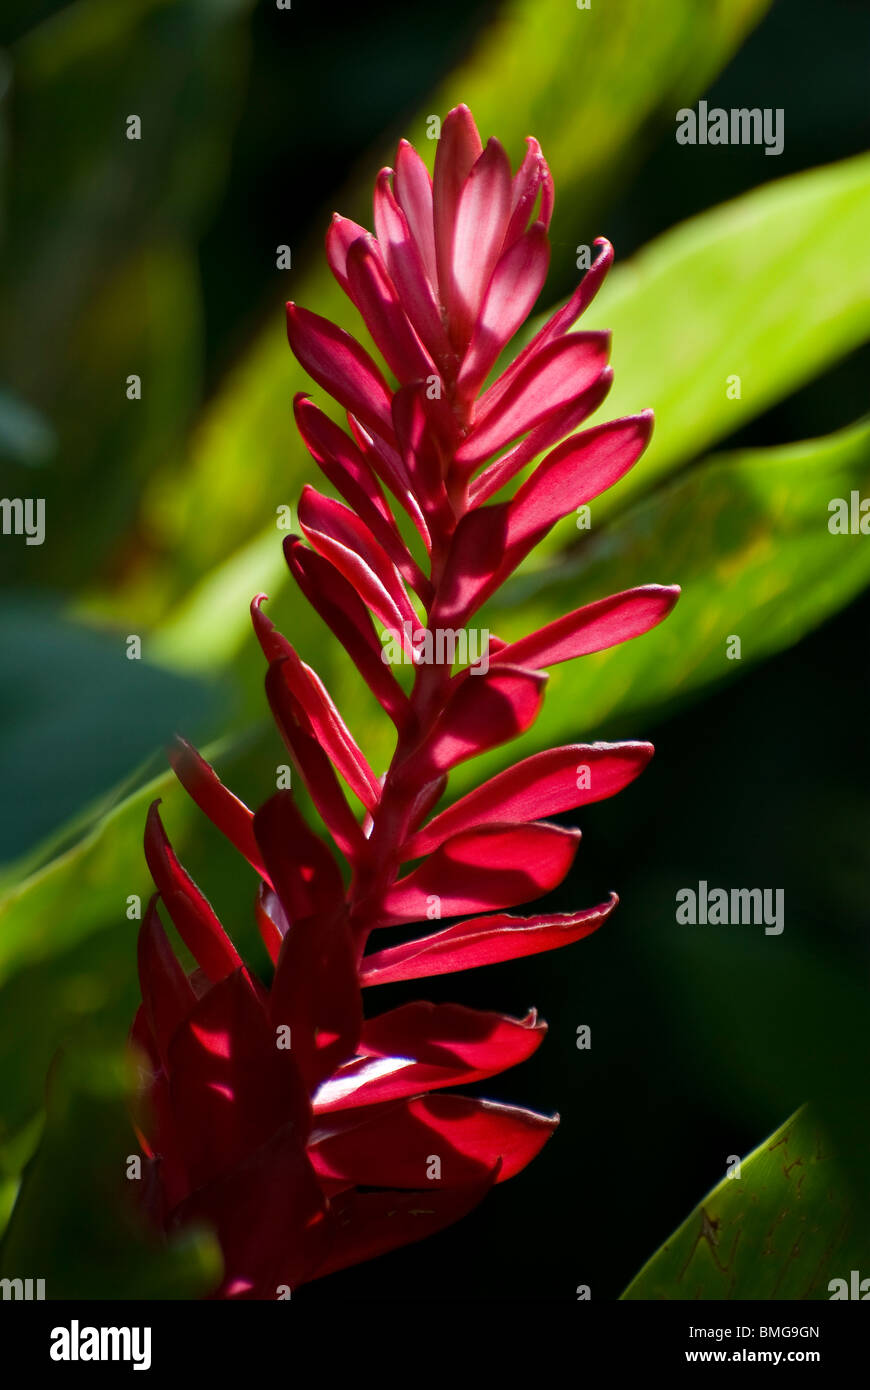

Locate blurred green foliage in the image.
[1,0,870,1299]
[0,0,255,593]
[0,1046,221,1298]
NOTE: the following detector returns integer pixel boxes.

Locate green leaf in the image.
[0,1045,221,1298]
[622,1107,867,1300]
[581,151,870,513]
[0,762,175,988]
[0,718,268,987]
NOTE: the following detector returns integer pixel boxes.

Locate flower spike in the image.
[131,105,678,1297]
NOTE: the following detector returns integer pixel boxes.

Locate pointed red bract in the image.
[382,821,581,923]
[457,222,550,399]
[137,897,197,1064]
[314,1005,546,1110]
[404,664,548,780]
[309,1093,556,1188]
[144,802,241,982]
[165,968,311,1190]
[493,583,680,669]
[168,738,265,879]
[406,742,653,855]
[456,332,612,470]
[286,303,394,436]
[360,898,619,985]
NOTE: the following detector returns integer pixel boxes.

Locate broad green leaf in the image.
[0,915,139,1149]
[0,761,176,987]
[2,240,206,597]
[622,1107,868,1300]
[581,151,870,513]
[0,1045,221,1297]
[101,0,769,625]
[159,413,870,804]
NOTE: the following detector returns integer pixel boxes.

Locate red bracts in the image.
[131,106,678,1297]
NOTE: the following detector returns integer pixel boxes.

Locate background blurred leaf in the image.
[0,1113,41,1235]
[0,0,254,591]
[0,388,55,466]
[622,1107,869,1300]
[0,761,175,988]
[581,151,870,514]
[0,1045,221,1297]
[152,410,870,827]
[0,597,227,862]
[0,722,266,987]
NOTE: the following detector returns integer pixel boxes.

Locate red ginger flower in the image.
[131,105,679,1297]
